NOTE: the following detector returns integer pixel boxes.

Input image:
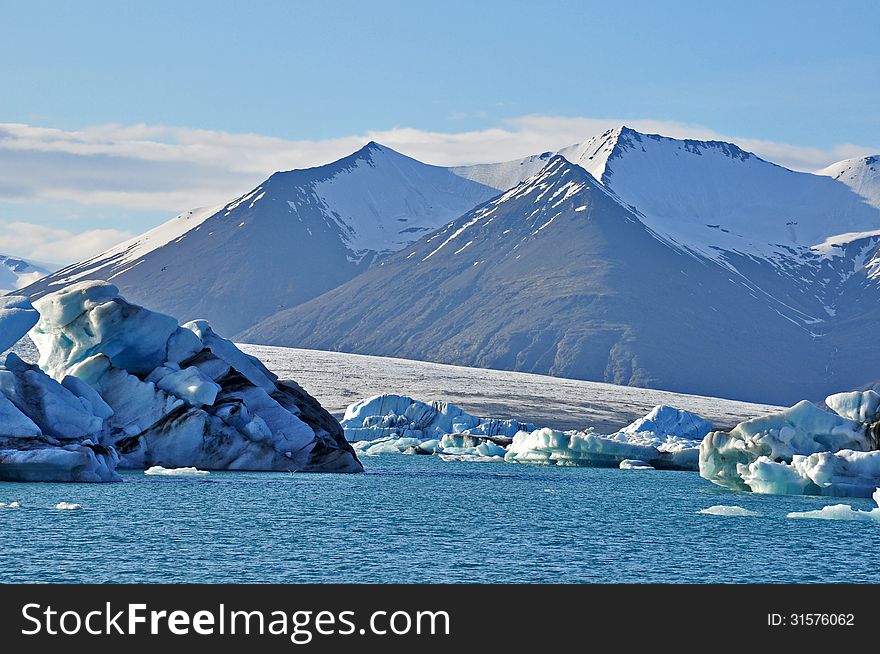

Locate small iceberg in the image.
[505,406,711,470]
[787,488,880,522]
[55,502,82,510]
[620,459,654,470]
[144,466,209,477]
[0,501,22,509]
[699,505,761,517]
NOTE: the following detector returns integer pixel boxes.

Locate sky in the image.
[1,0,878,263]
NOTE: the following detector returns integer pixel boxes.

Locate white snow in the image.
[699,505,761,517]
[144,466,210,477]
[816,155,880,209]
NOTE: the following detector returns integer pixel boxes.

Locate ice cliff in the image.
[700,391,880,497]
[0,281,362,481]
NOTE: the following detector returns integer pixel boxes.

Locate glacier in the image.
[700,390,880,497]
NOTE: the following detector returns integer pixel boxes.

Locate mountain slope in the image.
[817,154,880,209]
[21,143,500,335]
[241,157,880,405]
[0,254,54,294]
[455,126,880,261]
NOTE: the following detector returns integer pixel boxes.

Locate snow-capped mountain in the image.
[241,156,880,405]
[817,154,880,209]
[458,126,880,260]
[0,254,54,294]
[22,143,501,335]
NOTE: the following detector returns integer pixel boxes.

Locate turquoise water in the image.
[1,455,879,583]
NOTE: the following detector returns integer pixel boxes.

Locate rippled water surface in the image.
[2,456,878,583]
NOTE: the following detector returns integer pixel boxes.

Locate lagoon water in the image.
[2,455,879,583]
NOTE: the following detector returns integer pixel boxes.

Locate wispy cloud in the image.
[0,117,876,262]
[0,221,134,264]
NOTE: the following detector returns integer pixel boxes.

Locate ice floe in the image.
[699,505,761,517]
[0,501,21,509]
[619,459,654,470]
[54,502,82,510]
[144,466,210,477]
[700,392,880,497]
[787,488,880,521]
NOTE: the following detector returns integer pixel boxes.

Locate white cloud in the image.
[0,221,135,264]
[0,116,875,262]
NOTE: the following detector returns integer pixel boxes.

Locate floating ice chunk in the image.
[787,488,880,520]
[0,295,39,353]
[144,466,209,477]
[620,459,654,470]
[54,502,82,510]
[25,282,361,475]
[699,505,762,517]
[700,399,870,495]
[0,501,21,509]
[341,394,533,443]
[825,390,880,423]
[506,427,660,467]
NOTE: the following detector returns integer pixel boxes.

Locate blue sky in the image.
[1,0,879,262]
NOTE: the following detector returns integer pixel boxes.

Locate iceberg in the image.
[619,459,654,470]
[0,502,22,509]
[341,394,533,443]
[700,395,880,497]
[144,466,209,477]
[27,281,361,474]
[505,406,711,470]
[699,505,761,517]
[54,502,82,510]
[787,488,880,521]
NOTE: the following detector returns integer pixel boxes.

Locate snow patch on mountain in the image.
[817,154,880,209]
